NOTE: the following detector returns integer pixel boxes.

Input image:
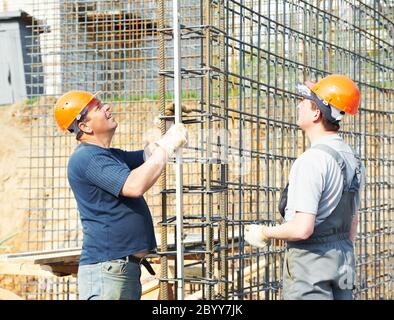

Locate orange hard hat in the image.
[54,90,99,132]
[311,74,360,115]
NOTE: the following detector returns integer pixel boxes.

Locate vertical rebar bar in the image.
[203,0,214,300]
[158,0,169,300]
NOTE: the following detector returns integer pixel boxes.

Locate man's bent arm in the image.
[265,212,316,241]
[121,144,168,198]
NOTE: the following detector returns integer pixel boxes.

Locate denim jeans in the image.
[78,259,142,300]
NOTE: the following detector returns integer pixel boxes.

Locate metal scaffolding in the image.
[14,0,393,299]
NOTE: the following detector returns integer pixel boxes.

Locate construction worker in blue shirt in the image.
[245,75,365,300]
[54,91,187,300]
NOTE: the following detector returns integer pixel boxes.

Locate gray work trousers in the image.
[283,239,356,300]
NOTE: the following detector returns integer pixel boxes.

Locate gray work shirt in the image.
[284,134,365,226]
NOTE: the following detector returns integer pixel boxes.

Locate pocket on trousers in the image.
[102,260,127,275]
[285,250,294,281]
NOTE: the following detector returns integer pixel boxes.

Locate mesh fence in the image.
[17,0,393,299]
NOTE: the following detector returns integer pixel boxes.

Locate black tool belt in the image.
[121,255,156,276]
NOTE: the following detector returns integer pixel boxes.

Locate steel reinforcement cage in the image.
[19,0,393,299]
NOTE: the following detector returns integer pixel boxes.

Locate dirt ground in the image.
[0,101,33,299]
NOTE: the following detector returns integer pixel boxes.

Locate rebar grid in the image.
[20,0,393,299]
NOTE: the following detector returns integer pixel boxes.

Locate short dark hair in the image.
[310,101,340,132]
[75,113,89,141]
[76,130,83,141]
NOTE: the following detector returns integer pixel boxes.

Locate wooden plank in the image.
[0,247,81,265]
[185,259,268,300]
[0,288,24,300]
[0,248,81,276]
[0,262,58,277]
[0,230,242,278]
[46,264,78,277]
[0,229,241,265]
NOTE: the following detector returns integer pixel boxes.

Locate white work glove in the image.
[155,123,188,157]
[244,224,270,248]
[153,104,194,131]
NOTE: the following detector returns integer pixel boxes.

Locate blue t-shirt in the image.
[67,142,157,265]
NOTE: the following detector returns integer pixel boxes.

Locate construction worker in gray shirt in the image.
[245,74,365,300]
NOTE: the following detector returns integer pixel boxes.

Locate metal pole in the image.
[173,0,184,300]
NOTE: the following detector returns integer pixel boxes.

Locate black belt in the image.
[121,255,156,276]
[288,232,350,247]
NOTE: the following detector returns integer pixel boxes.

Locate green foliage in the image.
[25,97,39,105]
[107,90,200,102]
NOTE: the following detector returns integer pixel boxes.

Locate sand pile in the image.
[0,102,33,252]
